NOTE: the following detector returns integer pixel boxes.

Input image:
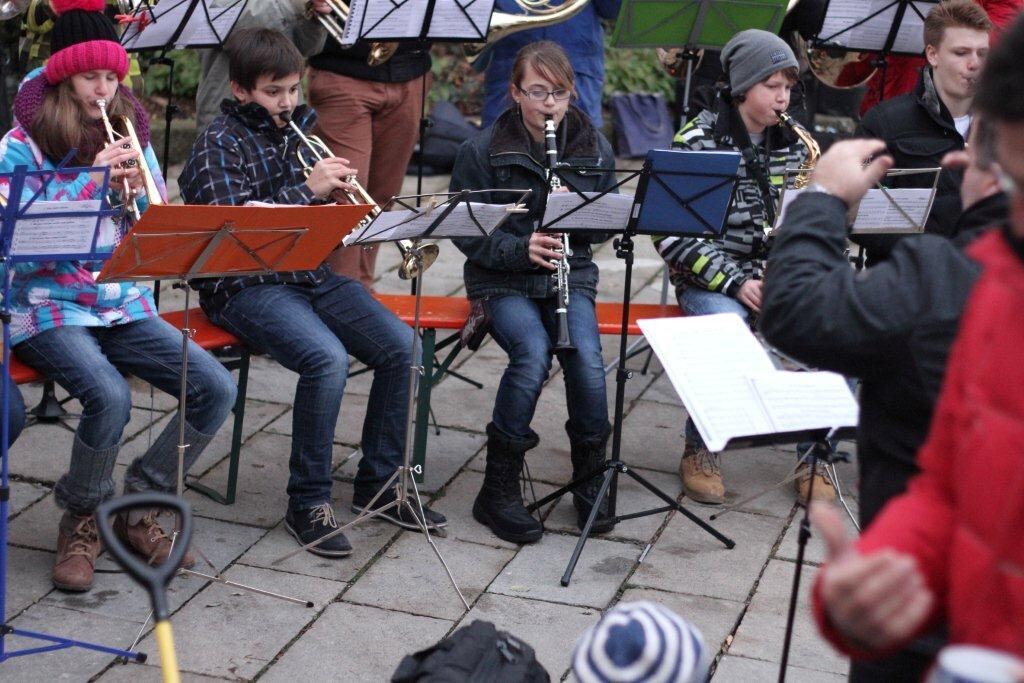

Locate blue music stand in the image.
[0,160,145,664]
[528,149,741,586]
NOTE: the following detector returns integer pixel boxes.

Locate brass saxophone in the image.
[776,111,820,189]
[545,115,574,353]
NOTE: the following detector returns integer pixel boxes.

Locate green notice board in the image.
[611,0,790,49]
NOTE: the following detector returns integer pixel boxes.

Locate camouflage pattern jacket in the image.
[654,98,807,297]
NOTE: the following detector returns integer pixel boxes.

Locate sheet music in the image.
[343,0,425,44]
[120,0,243,50]
[427,0,496,39]
[343,202,510,245]
[749,372,858,434]
[541,192,634,232]
[851,188,932,233]
[638,315,777,452]
[9,201,102,257]
[818,0,931,53]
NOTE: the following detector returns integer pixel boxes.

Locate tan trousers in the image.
[307,68,428,288]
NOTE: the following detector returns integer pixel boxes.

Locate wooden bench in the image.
[8,309,252,505]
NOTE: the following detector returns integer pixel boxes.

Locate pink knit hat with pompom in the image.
[45,0,129,85]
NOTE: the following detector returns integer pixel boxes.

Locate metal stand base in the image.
[0,625,145,664]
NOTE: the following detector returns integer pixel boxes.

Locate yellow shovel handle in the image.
[154,620,180,683]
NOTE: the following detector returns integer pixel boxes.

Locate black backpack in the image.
[410,101,480,175]
[391,620,550,683]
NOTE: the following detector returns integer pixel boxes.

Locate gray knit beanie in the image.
[720,29,798,96]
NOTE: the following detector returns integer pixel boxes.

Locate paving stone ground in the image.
[1,170,858,681]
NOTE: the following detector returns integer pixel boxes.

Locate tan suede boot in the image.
[795,463,836,504]
[53,512,101,592]
[679,442,725,505]
[113,509,195,569]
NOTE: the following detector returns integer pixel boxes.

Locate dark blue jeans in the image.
[207,275,415,510]
[2,367,25,446]
[486,292,608,441]
[14,318,236,512]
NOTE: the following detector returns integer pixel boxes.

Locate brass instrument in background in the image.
[279,111,438,280]
[0,0,30,21]
[776,110,820,189]
[465,0,590,66]
[96,98,165,221]
[306,0,399,67]
[786,0,877,89]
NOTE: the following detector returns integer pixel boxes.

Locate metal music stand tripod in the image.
[97,202,370,654]
[0,163,145,664]
[526,149,743,586]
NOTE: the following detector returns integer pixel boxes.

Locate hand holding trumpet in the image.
[304,156,358,199]
[92,139,143,192]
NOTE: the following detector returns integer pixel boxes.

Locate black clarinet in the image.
[545,115,575,353]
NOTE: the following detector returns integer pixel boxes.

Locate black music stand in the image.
[814,0,938,102]
[271,189,527,610]
[0,162,146,664]
[525,149,742,586]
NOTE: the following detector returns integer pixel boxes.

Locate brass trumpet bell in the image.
[96,97,164,222]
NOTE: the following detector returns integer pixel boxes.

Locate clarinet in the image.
[545,115,575,353]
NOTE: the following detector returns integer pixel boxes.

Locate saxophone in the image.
[776,111,820,189]
[545,115,574,353]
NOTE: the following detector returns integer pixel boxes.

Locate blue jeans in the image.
[486,293,608,441]
[14,318,236,512]
[678,287,752,450]
[207,275,416,510]
[2,367,26,446]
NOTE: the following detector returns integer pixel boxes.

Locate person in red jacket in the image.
[810,11,1024,666]
[854,0,1022,116]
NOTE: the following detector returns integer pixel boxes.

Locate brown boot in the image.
[53,512,101,592]
[113,510,195,569]
[679,441,725,504]
[795,463,836,504]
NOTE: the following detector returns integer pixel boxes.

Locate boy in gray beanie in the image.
[653,28,827,506]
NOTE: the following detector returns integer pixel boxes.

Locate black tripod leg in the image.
[625,468,735,549]
[560,466,617,587]
[526,462,610,512]
[778,452,819,682]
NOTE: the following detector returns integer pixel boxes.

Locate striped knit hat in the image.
[573,602,710,683]
[45,0,129,85]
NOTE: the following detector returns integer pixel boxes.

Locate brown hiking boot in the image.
[113,510,195,569]
[795,463,836,504]
[53,513,101,592]
[679,442,725,505]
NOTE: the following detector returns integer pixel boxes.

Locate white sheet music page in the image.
[343,202,509,245]
[748,371,859,434]
[121,0,190,49]
[891,2,933,54]
[851,188,932,233]
[541,192,634,232]
[345,0,427,43]
[10,200,102,257]
[638,315,777,451]
[427,0,496,39]
[819,0,898,50]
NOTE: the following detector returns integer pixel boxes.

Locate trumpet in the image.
[96,98,164,221]
[278,111,438,280]
[306,0,399,67]
[544,115,574,353]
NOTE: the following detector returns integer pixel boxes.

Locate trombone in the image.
[96,98,164,222]
[306,0,399,67]
[278,111,438,280]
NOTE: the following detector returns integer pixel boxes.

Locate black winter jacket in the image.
[856,68,966,259]
[449,106,616,300]
[761,190,1005,526]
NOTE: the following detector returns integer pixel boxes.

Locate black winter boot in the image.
[472,423,544,544]
[568,421,616,534]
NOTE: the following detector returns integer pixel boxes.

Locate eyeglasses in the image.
[517,86,571,102]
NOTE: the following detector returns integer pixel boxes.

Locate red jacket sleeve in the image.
[982,0,1023,35]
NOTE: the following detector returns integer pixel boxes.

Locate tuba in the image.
[306,0,399,67]
[279,111,438,280]
[465,0,591,66]
[96,98,164,221]
[776,111,820,189]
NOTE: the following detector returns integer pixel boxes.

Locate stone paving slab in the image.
[489,533,641,609]
[714,655,846,682]
[619,587,745,665]
[235,355,301,405]
[184,431,347,527]
[343,532,516,621]
[457,592,601,680]
[260,601,453,683]
[3,603,145,681]
[236,496,401,584]
[5,544,55,620]
[631,509,788,603]
[9,478,50,516]
[135,564,343,679]
[728,560,847,675]
[98,662,227,682]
